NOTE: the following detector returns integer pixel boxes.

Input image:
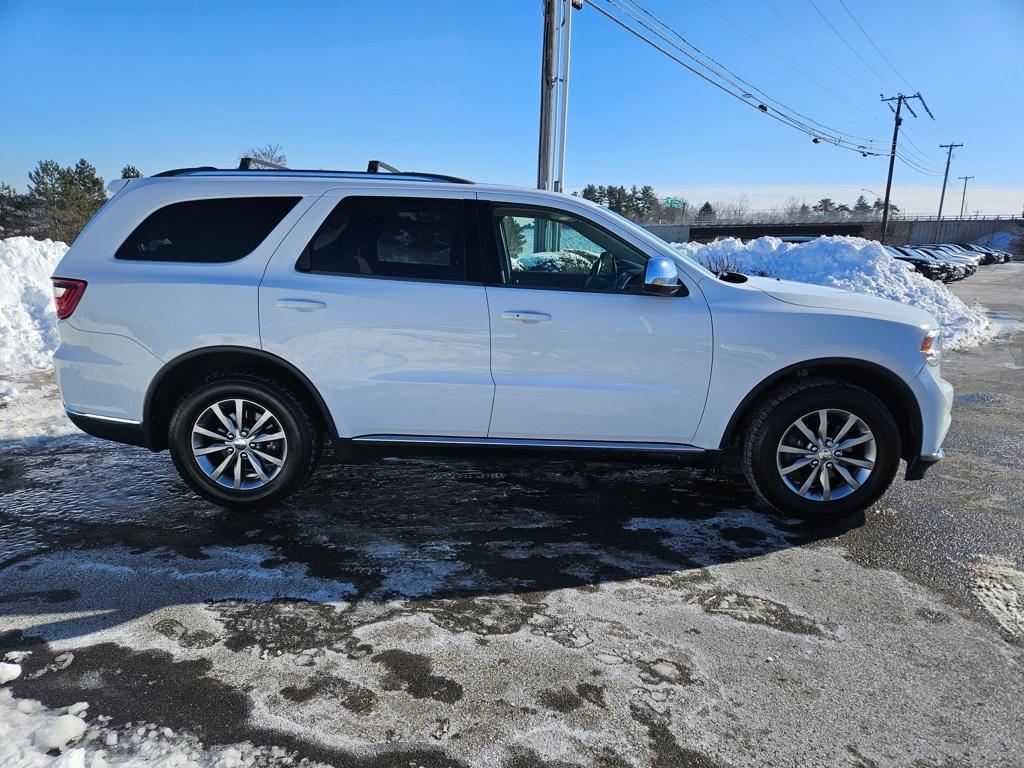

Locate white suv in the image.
[50,166,953,519]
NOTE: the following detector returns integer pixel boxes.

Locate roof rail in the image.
[238,156,289,170]
[152,163,472,184]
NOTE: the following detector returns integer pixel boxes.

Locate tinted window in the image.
[116,197,300,262]
[298,197,467,282]
[493,206,647,292]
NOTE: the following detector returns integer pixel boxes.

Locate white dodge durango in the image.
[51,165,953,518]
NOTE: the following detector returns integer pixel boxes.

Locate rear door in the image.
[259,188,494,438]
[480,195,713,444]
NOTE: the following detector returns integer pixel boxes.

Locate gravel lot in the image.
[1,264,1022,767]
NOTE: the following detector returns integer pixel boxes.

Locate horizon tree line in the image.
[0,146,285,243]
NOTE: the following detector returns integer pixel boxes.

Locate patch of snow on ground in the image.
[1,371,80,440]
[0,689,324,768]
[0,662,21,684]
[970,555,1024,643]
[674,236,997,349]
[0,236,68,376]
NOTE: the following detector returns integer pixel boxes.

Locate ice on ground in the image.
[970,555,1024,643]
[0,689,325,767]
[33,713,87,752]
[0,370,81,440]
[674,236,996,349]
[0,236,68,377]
[0,662,21,684]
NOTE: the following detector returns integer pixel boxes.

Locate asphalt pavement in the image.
[1,264,1021,767]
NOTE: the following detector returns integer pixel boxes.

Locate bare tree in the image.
[239,143,287,168]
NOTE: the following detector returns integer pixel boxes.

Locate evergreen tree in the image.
[580,184,600,203]
[0,182,31,237]
[27,159,64,240]
[853,195,872,214]
[871,197,899,216]
[812,198,835,214]
[26,158,106,243]
[121,164,142,179]
[697,201,715,222]
[636,185,661,222]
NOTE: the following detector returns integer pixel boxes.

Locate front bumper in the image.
[905,449,944,480]
[905,362,954,481]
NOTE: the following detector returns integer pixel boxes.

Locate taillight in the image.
[52,278,87,320]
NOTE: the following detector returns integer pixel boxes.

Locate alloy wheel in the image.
[775,408,876,502]
[190,398,288,491]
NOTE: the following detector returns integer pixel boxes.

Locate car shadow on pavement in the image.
[0,436,862,647]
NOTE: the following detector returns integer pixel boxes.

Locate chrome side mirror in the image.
[642,257,684,296]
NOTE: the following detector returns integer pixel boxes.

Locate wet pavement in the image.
[1,265,1022,767]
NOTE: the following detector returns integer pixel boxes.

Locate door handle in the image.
[276,298,326,312]
[502,311,551,323]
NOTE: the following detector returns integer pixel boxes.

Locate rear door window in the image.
[116,197,300,262]
[296,197,470,282]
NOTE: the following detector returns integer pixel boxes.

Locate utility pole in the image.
[537,0,557,191]
[879,92,935,245]
[537,0,581,192]
[958,176,974,219]
[935,142,963,241]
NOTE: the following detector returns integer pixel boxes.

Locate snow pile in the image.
[972,231,1019,253]
[674,236,996,349]
[0,236,68,377]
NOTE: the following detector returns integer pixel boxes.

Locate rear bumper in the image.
[65,408,150,449]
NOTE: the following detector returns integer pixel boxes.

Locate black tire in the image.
[742,378,900,520]
[168,373,321,508]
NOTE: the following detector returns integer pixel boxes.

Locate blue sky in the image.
[1,0,1021,213]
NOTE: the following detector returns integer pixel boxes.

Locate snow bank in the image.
[972,230,1019,252]
[0,236,68,377]
[674,236,996,349]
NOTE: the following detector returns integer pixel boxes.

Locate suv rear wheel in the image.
[168,374,321,508]
[743,378,900,520]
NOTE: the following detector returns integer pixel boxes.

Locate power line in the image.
[806,0,898,91]
[760,0,876,96]
[698,0,884,126]
[616,0,885,147]
[584,0,887,156]
[836,0,911,88]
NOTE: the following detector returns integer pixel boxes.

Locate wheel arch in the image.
[144,346,338,451]
[720,358,922,461]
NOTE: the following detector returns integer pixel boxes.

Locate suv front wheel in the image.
[743,378,901,520]
[168,374,321,508]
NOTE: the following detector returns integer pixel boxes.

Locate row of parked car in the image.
[886,242,1013,283]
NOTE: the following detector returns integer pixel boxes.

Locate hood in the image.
[743,276,937,328]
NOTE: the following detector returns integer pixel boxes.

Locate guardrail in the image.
[648,212,1021,226]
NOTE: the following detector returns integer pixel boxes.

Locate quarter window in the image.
[298,197,468,282]
[116,197,300,262]
[493,206,647,292]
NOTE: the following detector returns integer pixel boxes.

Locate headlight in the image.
[920,328,942,367]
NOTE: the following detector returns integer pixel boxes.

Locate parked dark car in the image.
[885,246,948,281]
[894,246,965,281]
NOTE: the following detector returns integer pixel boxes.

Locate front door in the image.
[260,191,494,438]
[483,200,713,444]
